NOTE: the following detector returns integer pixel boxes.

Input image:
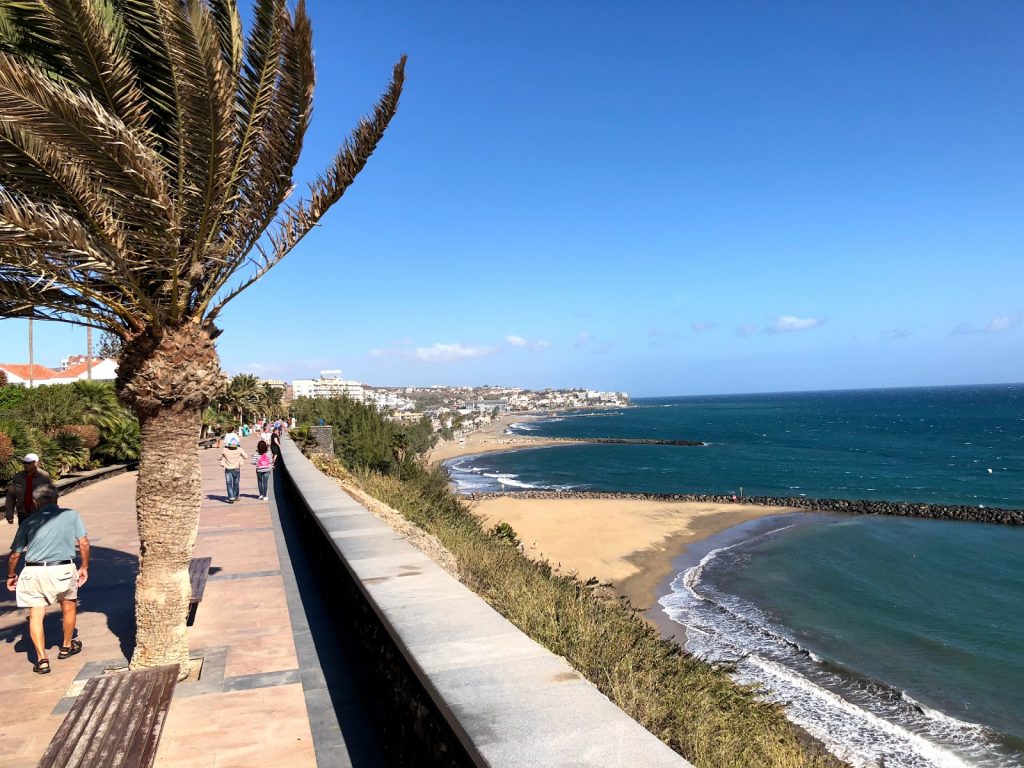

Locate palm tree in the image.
[0,0,404,675]
[225,372,262,423]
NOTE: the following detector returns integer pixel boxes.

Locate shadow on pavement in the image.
[0,545,138,665]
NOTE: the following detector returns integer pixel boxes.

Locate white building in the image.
[0,359,117,387]
[292,370,365,402]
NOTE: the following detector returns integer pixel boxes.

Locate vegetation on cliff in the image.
[306,400,842,768]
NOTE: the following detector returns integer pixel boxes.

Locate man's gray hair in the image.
[32,484,59,507]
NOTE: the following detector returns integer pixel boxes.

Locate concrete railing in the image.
[278,438,690,767]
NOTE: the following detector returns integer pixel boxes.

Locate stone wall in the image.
[277,438,690,767]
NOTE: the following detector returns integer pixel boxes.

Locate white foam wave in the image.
[659,561,1017,768]
[746,657,974,768]
[481,472,538,489]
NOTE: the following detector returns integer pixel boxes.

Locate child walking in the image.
[254,440,275,500]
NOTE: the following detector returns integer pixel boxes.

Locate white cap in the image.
[223,435,240,447]
[23,453,39,463]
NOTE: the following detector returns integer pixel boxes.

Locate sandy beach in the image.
[471,495,796,611]
[428,414,569,463]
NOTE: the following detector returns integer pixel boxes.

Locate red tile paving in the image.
[0,438,317,768]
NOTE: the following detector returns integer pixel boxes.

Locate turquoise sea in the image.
[447,385,1024,767]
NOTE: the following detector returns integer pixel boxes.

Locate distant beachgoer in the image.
[219,442,246,503]
[6,484,89,673]
[5,454,54,525]
[253,440,275,500]
[260,426,272,445]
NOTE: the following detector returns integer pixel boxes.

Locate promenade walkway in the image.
[0,438,345,768]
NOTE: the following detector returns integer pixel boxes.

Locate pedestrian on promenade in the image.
[5,453,53,525]
[220,436,246,503]
[218,427,239,449]
[270,427,282,462]
[260,425,272,445]
[5,485,89,674]
[253,440,275,500]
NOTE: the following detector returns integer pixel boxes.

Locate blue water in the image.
[448,385,1024,767]
[449,385,1024,506]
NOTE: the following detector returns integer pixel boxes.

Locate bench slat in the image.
[39,665,178,768]
[189,557,212,604]
[186,556,212,627]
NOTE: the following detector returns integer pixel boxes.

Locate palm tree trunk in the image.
[117,322,223,678]
[130,406,202,675]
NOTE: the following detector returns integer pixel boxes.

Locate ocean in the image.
[446,385,1024,767]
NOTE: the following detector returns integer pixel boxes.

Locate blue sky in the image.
[3,1,1024,396]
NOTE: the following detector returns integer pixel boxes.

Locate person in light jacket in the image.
[219,440,247,503]
[5,453,53,525]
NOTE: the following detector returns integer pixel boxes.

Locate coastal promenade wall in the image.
[465,491,1024,526]
[277,438,690,767]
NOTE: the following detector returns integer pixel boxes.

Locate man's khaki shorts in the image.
[16,564,78,607]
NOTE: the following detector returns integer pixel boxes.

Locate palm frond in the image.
[207,52,406,318]
[0,0,405,338]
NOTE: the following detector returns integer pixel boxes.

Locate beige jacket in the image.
[219,446,247,471]
[5,468,54,523]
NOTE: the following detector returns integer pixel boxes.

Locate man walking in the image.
[5,453,53,525]
[5,485,89,674]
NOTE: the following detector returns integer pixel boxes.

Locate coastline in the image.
[469,495,797,611]
[428,414,567,463]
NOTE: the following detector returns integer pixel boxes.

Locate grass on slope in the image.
[314,457,842,768]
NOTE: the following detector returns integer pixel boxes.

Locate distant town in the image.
[0,358,629,430]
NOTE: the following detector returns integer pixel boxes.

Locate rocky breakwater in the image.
[464,490,1024,526]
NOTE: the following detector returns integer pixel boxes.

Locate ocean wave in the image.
[507,423,539,432]
[482,472,539,489]
[659,539,1019,768]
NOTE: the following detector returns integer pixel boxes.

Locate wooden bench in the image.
[197,437,217,449]
[187,556,212,627]
[38,664,178,768]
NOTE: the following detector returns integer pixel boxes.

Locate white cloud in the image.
[952,312,1023,335]
[884,328,913,340]
[413,343,497,363]
[768,315,823,333]
[691,321,716,333]
[735,324,759,337]
[506,334,550,352]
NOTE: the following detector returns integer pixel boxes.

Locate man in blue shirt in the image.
[5,485,89,674]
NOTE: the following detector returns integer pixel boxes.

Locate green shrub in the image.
[488,521,521,547]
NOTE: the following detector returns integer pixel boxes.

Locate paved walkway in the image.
[0,438,321,768]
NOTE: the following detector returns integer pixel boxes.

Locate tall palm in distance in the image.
[218,372,262,424]
[0,0,404,674]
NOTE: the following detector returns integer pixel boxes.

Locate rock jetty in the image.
[463,490,1024,526]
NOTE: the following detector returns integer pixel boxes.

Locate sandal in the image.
[34,658,50,674]
[58,639,82,659]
